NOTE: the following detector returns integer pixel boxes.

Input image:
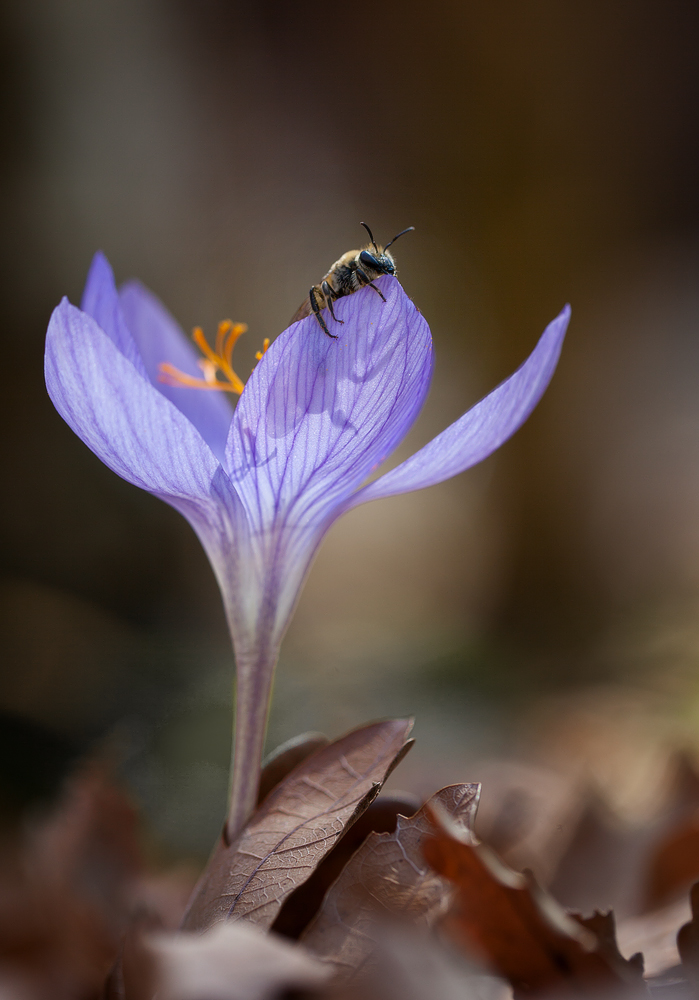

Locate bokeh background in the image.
[3,0,699,880]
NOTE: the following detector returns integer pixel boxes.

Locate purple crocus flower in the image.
[45,252,569,839]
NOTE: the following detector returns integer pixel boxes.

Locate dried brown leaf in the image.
[272,792,421,939]
[257,732,330,807]
[182,719,414,932]
[301,783,478,978]
[423,802,644,995]
[147,923,331,1000]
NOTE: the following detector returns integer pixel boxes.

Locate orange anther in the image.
[255,338,270,362]
[215,320,233,359]
[157,320,267,396]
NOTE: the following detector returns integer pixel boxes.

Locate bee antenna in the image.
[360,221,378,252]
[384,226,415,251]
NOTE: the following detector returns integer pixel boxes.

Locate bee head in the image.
[359,223,414,277]
[359,249,396,275]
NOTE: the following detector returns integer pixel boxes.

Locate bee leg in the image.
[321,281,344,324]
[310,287,338,339]
[355,268,387,302]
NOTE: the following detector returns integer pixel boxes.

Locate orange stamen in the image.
[255,338,270,362]
[223,323,246,370]
[158,362,239,393]
[158,320,267,396]
[215,320,232,360]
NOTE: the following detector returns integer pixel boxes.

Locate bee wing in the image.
[290,297,313,324]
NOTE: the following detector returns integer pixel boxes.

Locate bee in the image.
[291,222,415,338]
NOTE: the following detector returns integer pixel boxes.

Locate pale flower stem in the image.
[225,636,279,844]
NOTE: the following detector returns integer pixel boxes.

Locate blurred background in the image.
[3,0,699,897]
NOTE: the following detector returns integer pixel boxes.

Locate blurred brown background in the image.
[2,0,699,861]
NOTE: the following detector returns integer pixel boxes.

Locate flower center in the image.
[158,321,270,395]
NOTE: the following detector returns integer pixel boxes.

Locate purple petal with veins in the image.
[45,298,223,509]
[120,279,235,463]
[81,252,149,378]
[227,276,432,532]
[349,305,570,508]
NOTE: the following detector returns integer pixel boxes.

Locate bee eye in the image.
[359,250,381,269]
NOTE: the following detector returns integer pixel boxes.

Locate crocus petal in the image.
[349,305,570,507]
[119,279,235,463]
[45,298,224,509]
[227,277,433,533]
[81,252,149,379]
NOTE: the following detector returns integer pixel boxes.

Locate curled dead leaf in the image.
[423,802,644,995]
[301,783,479,979]
[273,791,422,939]
[182,719,414,932]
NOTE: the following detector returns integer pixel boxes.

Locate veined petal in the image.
[81,252,149,378]
[226,277,433,534]
[45,298,224,506]
[119,279,235,463]
[349,305,570,506]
